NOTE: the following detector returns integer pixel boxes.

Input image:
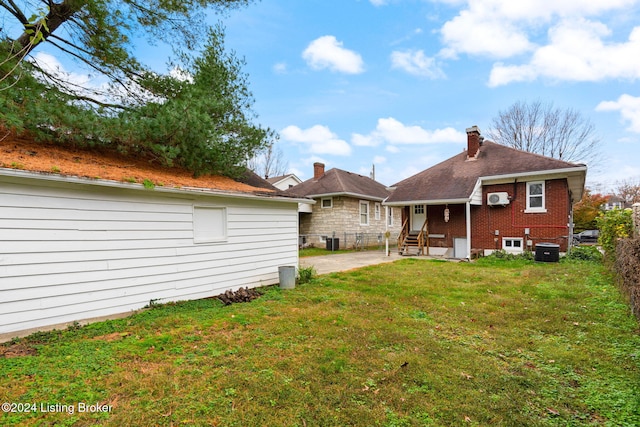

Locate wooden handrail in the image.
[416,218,428,256]
[397,217,409,250]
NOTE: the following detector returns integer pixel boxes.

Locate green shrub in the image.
[565,245,603,263]
[596,209,633,262]
[485,249,534,261]
[297,266,316,284]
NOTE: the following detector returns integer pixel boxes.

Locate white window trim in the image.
[502,237,524,254]
[386,206,394,227]
[193,206,227,244]
[321,197,333,209]
[525,181,547,213]
[360,200,370,226]
[375,203,381,220]
[414,205,425,215]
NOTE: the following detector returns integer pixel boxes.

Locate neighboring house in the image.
[384,126,587,258]
[284,163,402,249]
[266,173,303,191]
[603,195,630,211]
[0,138,308,338]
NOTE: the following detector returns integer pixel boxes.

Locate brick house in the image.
[384,126,587,258]
[284,163,402,249]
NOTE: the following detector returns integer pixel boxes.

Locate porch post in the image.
[466,201,471,260]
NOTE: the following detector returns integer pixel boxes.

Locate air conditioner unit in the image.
[487,192,510,206]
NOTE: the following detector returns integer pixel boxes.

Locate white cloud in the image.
[281,125,352,156]
[352,117,466,147]
[390,50,445,78]
[373,155,387,164]
[32,52,108,93]
[436,0,640,85]
[596,94,640,133]
[273,62,287,74]
[440,10,534,59]
[385,145,400,153]
[302,35,365,74]
[369,0,387,5]
[489,19,640,86]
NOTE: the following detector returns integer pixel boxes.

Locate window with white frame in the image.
[193,206,227,243]
[414,205,425,214]
[360,201,370,225]
[526,181,546,212]
[386,206,394,227]
[321,197,333,208]
[375,203,381,220]
[502,238,524,254]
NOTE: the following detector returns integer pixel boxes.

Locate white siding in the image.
[0,175,299,335]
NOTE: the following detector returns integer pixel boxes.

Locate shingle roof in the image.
[284,167,390,201]
[386,141,586,203]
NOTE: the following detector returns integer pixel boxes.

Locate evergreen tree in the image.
[1,1,270,178]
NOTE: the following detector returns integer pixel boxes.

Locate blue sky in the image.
[28,0,640,190]
[218,0,640,190]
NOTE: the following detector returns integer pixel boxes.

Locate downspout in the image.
[466,201,472,260]
[385,206,389,256]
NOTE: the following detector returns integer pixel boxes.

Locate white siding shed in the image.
[0,169,301,337]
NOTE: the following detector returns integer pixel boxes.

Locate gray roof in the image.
[386,141,586,204]
[284,168,390,201]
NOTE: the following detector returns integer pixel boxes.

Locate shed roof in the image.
[284,167,391,201]
[0,133,288,197]
[386,141,587,204]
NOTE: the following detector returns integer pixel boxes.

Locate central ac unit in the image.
[487,192,510,206]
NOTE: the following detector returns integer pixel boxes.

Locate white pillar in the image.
[466,201,472,260]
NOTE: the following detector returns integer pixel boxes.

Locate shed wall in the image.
[0,176,299,335]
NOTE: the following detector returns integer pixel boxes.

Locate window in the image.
[414,205,425,214]
[526,181,546,212]
[386,206,394,227]
[321,197,333,208]
[193,206,226,243]
[502,238,524,254]
[360,201,370,225]
[375,203,381,220]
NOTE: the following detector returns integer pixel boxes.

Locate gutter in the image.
[306,191,387,202]
[383,198,470,207]
[0,168,313,204]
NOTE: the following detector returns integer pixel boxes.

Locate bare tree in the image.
[486,100,602,168]
[614,177,640,204]
[247,142,289,179]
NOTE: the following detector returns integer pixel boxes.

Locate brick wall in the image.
[405,179,572,253]
[473,179,571,252]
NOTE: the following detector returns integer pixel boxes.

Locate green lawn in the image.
[1,257,639,426]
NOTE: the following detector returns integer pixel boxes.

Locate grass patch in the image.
[1,259,639,426]
[299,247,357,257]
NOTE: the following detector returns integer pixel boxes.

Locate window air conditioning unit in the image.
[487,192,510,206]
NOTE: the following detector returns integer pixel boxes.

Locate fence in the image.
[299,232,394,251]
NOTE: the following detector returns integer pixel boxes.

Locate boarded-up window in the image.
[193,206,227,243]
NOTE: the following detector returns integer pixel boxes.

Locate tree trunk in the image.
[13,0,84,55]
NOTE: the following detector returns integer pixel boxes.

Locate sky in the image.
[25,0,640,190]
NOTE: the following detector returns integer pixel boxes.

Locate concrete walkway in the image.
[299,250,406,275]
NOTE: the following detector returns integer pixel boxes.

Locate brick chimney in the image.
[313,162,325,180]
[466,125,482,159]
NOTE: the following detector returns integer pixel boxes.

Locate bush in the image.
[564,245,603,263]
[483,250,534,261]
[614,238,640,320]
[596,208,633,263]
[297,266,316,284]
